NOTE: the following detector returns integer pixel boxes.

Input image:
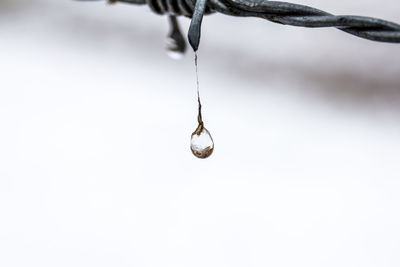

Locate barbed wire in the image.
[82,0,400,51]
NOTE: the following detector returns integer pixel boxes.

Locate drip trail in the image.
[195,52,204,131]
[190,51,214,159]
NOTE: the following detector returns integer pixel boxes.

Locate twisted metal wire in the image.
[90,0,400,44]
[211,0,400,43]
[109,0,213,16]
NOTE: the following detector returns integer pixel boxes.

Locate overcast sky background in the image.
[1,0,400,266]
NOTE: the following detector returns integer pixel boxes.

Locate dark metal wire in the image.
[212,0,400,44]
[83,0,400,49]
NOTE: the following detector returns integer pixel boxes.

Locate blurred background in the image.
[0,0,400,266]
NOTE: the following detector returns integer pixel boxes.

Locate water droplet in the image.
[166,15,186,60]
[191,125,214,159]
[166,37,185,60]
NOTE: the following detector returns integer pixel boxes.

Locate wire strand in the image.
[111,0,400,43]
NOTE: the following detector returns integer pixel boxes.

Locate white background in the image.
[1,0,400,266]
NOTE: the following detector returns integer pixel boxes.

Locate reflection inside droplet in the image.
[191,125,214,159]
[166,37,184,60]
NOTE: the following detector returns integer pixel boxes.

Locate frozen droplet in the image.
[166,37,185,60]
[190,125,214,159]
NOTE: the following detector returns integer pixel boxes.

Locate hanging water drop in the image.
[166,15,186,60]
[190,52,214,159]
[191,125,214,158]
[166,37,185,60]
